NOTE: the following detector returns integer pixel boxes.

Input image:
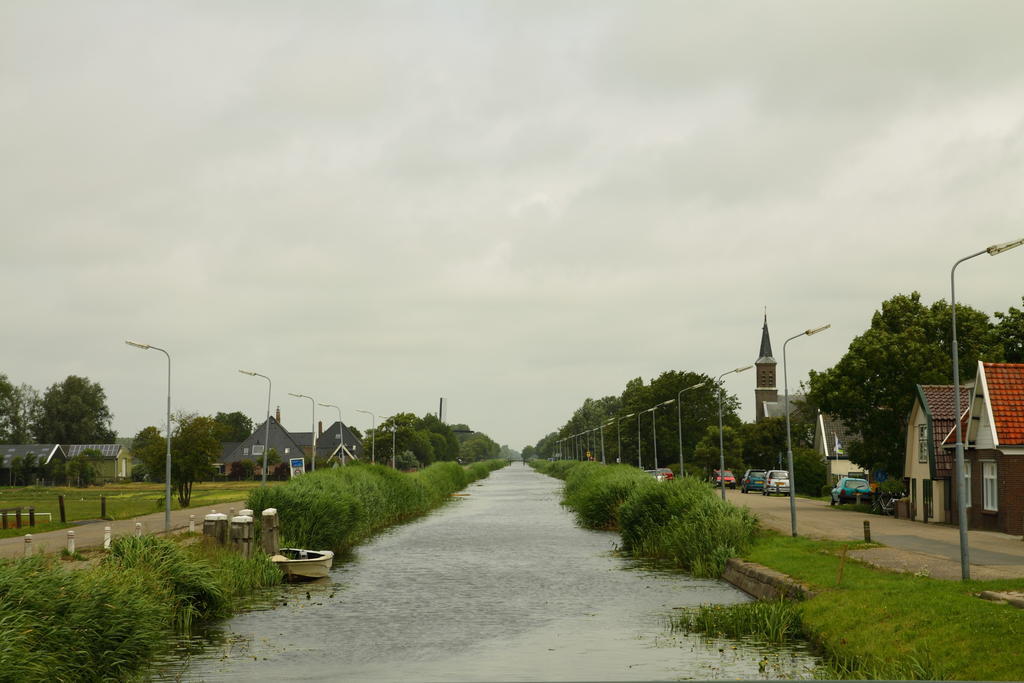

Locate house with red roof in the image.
[950,361,1024,535]
[902,384,971,524]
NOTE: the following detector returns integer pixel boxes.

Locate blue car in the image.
[830,477,873,505]
[740,469,766,493]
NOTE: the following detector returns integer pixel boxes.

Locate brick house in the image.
[947,362,1024,536]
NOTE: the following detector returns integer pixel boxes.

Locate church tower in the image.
[755,315,778,422]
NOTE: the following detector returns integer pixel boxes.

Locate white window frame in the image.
[963,465,971,508]
[982,461,998,512]
[917,424,928,463]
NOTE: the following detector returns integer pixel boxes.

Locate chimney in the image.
[318,420,323,437]
[275,406,281,423]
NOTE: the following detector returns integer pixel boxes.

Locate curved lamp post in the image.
[617,413,634,465]
[126,340,172,532]
[716,365,753,500]
[677,382,706,477]
[783,324,830,536]
[601,418,615,464]
[289,393,317,471]
[950,237,1023,579]
[356,409,377,463]
[240,370,272,483]
[650,398,675,469]
[318,402,346,466]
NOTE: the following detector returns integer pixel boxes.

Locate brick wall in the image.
[962,450,1024,536]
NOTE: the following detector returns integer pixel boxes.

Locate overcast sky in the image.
[3,2,1024,450]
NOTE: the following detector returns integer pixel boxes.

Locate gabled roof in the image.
[981,362,1024,446]
[65,444,126,460]
[918,385,972,478]
[0,444,66,467]
[220,417,305,465]
[764,394,803,420]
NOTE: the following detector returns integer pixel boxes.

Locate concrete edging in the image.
[722,558,816,601]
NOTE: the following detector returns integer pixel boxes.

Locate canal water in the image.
[157,466,817,681]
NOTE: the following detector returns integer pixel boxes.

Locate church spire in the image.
[758,313,774,362]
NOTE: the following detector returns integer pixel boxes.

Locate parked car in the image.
[762,470,790,496]
[740,469,766,493]
[710,469,736,488]
[830,477,873,505]
[646,468,674,481]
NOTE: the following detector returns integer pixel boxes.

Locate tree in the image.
[170,414,221,507]
[213,411,255,442]
[131,426,167,483]
[460,432,499,462]
[806,292,999,477]
[34,375,116,444]
[0,377,41,444]
[65,454,98,487]
[521,445,536,461]
[693,424,744,477]
[995,297,1024,363]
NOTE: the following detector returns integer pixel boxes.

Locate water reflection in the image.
[154,467,818,681]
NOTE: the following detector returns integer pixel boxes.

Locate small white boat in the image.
[270,548,335,580]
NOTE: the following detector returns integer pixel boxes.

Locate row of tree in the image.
[527,292,1024,487]
[359,412,505,468]
[0,375,116,445]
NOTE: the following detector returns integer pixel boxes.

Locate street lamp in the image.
[716,365,753,500]
[356,409,377,463]
[783,324,831,536]
[126,340,172,532]
[601,419,615,465]
[677,382,706,477]
[650,398,675,469]
[636,411,644,470]
[950,237,1023,580]
[391,422,398,469]
[289,393,317,472]
[617,413,635,464]
[240,370,272,483]
[318,402,346,466]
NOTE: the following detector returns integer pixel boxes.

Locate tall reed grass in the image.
[533,460,758,577]
[247,460,506,552]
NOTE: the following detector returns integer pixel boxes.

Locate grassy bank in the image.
[247,460,507,552]
[0,534,281,681]
[532,460,757,577]
[739,532,1024,680]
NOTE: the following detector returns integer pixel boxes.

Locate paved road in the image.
[725,487,1024,580]
[0,500,247,559]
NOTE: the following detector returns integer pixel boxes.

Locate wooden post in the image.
[863,520,871,543]
[230,515,254,558]
[28,507,35,527]
[261,508,280,555]
[101,496,106,519]
[1,511,7,530]
[58,495,66,523]
[203,513,228,545]
[15,507,22,529]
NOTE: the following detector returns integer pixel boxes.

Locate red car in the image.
[710,469,736,489]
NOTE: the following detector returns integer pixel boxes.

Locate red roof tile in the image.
[922,385,971,478]
[983,363,1024,446]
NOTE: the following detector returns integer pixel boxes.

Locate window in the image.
[963,465,971,508]
[243,447,249,456]
[983,461,998,512]
[918,424,928,463]
[284,447,290,454]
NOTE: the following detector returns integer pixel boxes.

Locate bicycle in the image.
[872,491,900,516]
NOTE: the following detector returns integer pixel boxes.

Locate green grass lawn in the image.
[0,481,271,535]
[746,532,1024,680]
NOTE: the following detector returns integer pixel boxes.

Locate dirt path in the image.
[725,488,1024,580]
